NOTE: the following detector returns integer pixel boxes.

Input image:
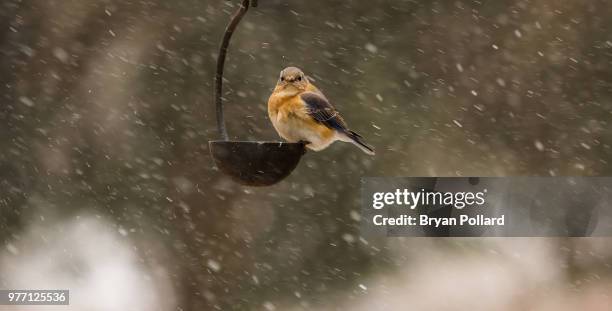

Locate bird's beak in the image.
[283,81,297,88]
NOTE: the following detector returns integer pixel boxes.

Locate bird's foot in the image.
[297,140,311,146]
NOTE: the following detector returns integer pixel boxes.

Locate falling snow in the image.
[5,243,19,255]
[19,96,34,107]
[1,1,611,310]
[52,47,69,63]
[207,259,221,272]
[365,43,378,53]
[514,29,522,38]
[534,140,545,151]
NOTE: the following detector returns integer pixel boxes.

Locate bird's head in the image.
[275,67,309,95]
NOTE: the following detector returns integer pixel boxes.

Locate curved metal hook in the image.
[214,0,255,140]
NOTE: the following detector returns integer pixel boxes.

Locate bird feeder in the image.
[208,0,306,186]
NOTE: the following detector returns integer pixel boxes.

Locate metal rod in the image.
[214,0,251,140]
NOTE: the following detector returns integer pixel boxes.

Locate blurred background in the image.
[1,0,612,310]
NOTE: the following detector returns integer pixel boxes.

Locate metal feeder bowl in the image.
[208,0,305,186]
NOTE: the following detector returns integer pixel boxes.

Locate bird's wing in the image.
[300,91,349,132]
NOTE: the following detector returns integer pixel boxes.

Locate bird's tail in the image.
[342,130,375,155]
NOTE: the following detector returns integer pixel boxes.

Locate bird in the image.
[267,67,375,155]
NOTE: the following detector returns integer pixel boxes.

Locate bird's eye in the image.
[280,77,285,81]
[297,76,302,81]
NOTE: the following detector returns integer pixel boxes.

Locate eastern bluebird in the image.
[267,67,375,155]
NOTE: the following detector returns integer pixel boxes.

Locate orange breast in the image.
[268,91,301,120]
[268,87,335,142]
